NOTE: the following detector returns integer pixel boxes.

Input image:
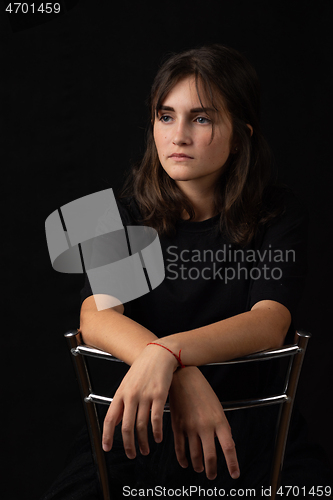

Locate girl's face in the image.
[153,76,234,191]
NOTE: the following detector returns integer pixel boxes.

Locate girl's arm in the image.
[80,295,290,368]
[154,299,291,367]
[80,294,241,479]
[80,294,158,363]
[80,296,291,366]
[80,294,288,481]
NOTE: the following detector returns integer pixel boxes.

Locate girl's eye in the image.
[158,114,211,124]
[159,115,172,123]
[196,116,211,124]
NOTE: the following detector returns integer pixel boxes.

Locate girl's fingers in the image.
[150,396,166,444]
[172,429,188,469]
[102,346,175,458]
[187,433,204,474]
[135,401,151,455]
[201,432,218,480]
[121,399,139,459]
[216,425,240,480]
[102,398,124,452]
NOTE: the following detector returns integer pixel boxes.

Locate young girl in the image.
[43,44,332,499]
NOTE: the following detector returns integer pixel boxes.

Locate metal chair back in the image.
[65,329,311,500]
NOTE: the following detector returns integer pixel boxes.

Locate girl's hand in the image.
[102,343,178,458]
[169,366,240,481]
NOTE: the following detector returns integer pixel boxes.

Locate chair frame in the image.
[65,329,311,500]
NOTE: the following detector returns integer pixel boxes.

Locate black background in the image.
[1,1,332,498]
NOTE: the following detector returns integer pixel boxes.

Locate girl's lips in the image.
[169,154,194,160]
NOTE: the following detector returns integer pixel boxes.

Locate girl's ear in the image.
[246,124,253,136]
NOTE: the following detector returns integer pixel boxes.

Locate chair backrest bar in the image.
[72,342,300,364]
[65,330,111,500]
[269,330,311,500]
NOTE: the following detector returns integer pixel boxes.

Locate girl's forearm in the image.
[79,295,157,366]
[80,296,290,369]
[158,301,291,367]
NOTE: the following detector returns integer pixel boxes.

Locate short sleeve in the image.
[248,191,309,318]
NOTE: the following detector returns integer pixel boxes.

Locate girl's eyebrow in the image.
[158,105,216,113]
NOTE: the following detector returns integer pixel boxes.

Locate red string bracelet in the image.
[147,342,186,368]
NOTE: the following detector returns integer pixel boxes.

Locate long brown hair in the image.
[119,44,283,247]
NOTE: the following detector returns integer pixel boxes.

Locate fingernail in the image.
[102,443,110,452]
[194,467,204,473]
[208,474,217,481]
[231,470,240,479]
[140,448,149,456]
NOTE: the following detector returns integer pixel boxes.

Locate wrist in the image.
[146,342,185,371]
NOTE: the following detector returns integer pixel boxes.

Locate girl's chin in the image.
[162,168,198,182]
[171,176,198,183]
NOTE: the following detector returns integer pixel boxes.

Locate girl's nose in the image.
[172,122,192,146]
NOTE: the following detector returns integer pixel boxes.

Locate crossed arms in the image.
[79,294,291,481]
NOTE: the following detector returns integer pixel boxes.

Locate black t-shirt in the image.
[80,187,308,401]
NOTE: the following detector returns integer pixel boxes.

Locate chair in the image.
[64,329,311,500]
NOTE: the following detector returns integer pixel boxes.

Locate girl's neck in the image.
[177,180,218,221]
